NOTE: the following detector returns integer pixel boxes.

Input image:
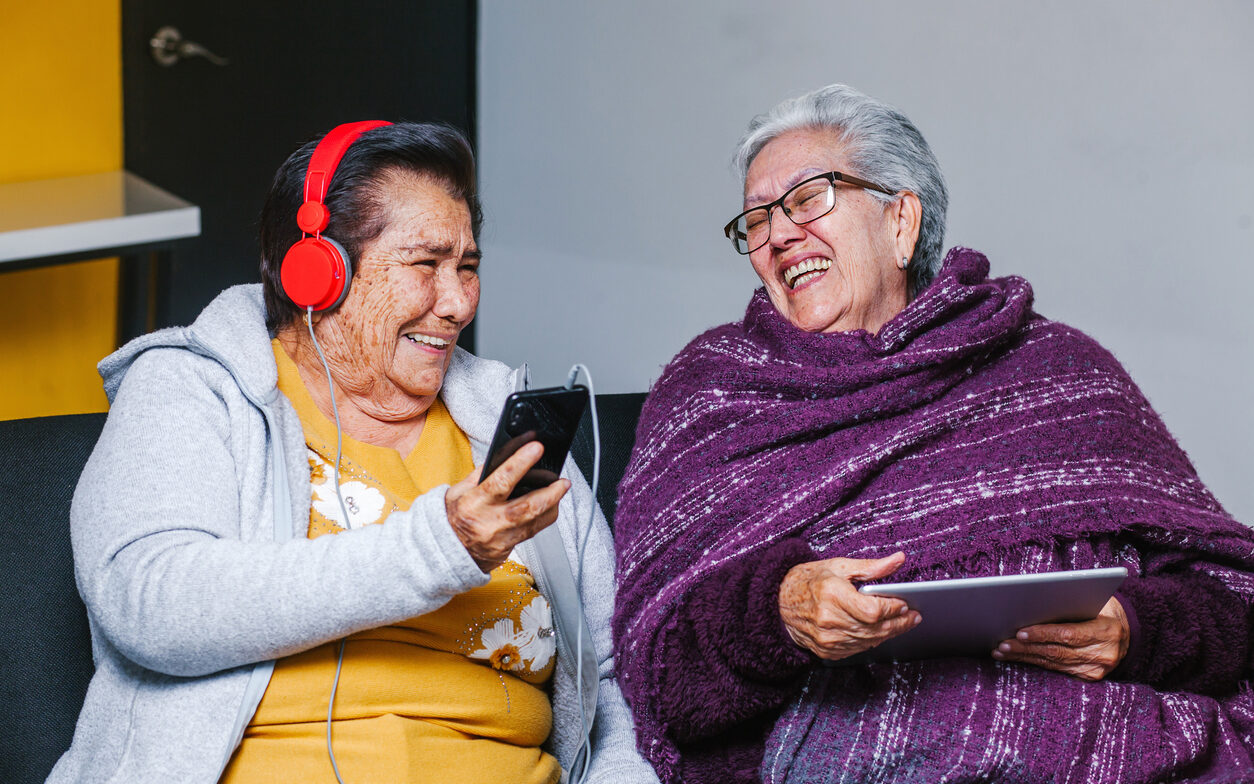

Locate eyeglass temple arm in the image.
[832,171,895,196]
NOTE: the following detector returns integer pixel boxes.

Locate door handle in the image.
[149,26,230,67]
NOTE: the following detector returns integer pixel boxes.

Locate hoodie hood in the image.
[99,284,282,408]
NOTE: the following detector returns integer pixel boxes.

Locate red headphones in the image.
[280,120,392,311]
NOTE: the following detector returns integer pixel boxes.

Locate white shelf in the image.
[0,171,200,264]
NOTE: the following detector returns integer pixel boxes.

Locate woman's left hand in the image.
[992,596,1130,681]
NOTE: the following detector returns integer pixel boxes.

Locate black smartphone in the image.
[480,385,589,499]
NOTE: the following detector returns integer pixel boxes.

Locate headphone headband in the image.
[282,120,392,311]
[297,120,392,234]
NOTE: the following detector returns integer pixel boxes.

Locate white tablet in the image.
[834,566,1128,665]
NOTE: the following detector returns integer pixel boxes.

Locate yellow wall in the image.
[0,1,122,418]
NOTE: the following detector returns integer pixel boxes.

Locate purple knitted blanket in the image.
[613,248,1254,783]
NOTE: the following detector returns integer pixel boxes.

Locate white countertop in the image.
[0,171,200,264]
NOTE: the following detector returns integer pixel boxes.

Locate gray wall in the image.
[477,0,1254,523]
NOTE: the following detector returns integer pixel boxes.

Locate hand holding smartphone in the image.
[480,385,589,498]
[445,385,587,571]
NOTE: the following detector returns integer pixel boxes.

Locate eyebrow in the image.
[395,242,481,260]
[744,167,829,208]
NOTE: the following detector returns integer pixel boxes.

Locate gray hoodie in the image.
[50,284,657,783]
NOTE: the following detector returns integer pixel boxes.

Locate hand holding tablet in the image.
[778,552,923,662]
[990,594,1132,681]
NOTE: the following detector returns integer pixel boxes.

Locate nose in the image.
[432,265,477,324]
[767,203,806,248]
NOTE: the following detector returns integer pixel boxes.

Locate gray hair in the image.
[734,84,949,294]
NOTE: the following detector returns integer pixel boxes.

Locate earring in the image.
[898,256,909,270]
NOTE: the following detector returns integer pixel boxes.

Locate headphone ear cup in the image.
[280,236,353,312]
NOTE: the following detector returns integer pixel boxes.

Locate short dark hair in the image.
[259,121,483,332]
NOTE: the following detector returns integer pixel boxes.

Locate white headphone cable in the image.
[305,308,352,784]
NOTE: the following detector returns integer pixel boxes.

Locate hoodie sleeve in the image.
[72,349,489,677]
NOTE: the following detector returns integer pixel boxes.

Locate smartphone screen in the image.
[480,385,589,499]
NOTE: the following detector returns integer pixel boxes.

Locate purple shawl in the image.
[613,248,1254,783]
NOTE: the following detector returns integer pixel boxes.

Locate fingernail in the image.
[1016,631,1028,641]
[911,613,922,625]
[998,642,1011,652]
[991,650,1004,659]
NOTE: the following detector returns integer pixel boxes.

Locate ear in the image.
[891,191,923,264]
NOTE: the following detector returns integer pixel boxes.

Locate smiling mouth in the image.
[404,332,452,349]
[783,258,832,289]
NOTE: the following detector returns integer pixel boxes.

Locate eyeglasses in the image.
[722,171,895,255]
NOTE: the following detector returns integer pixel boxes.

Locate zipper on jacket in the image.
[191,337,294,779]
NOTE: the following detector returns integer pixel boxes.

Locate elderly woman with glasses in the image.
[612,84,1254,784]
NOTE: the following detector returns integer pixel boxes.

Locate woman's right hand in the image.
[445,441,570,572]
[778,552,921,661]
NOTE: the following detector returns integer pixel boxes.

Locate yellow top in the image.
[220,342,560,784]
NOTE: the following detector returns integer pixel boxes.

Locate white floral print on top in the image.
[471,618,527,672]
[517,596,556,670]
[308,450,387,529]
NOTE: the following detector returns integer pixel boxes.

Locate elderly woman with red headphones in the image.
[51,122,657,784]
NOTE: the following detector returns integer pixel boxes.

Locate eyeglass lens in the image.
[732,177,836,254]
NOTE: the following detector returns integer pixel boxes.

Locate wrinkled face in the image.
[315,170,479,419]
[744,128,910,334]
